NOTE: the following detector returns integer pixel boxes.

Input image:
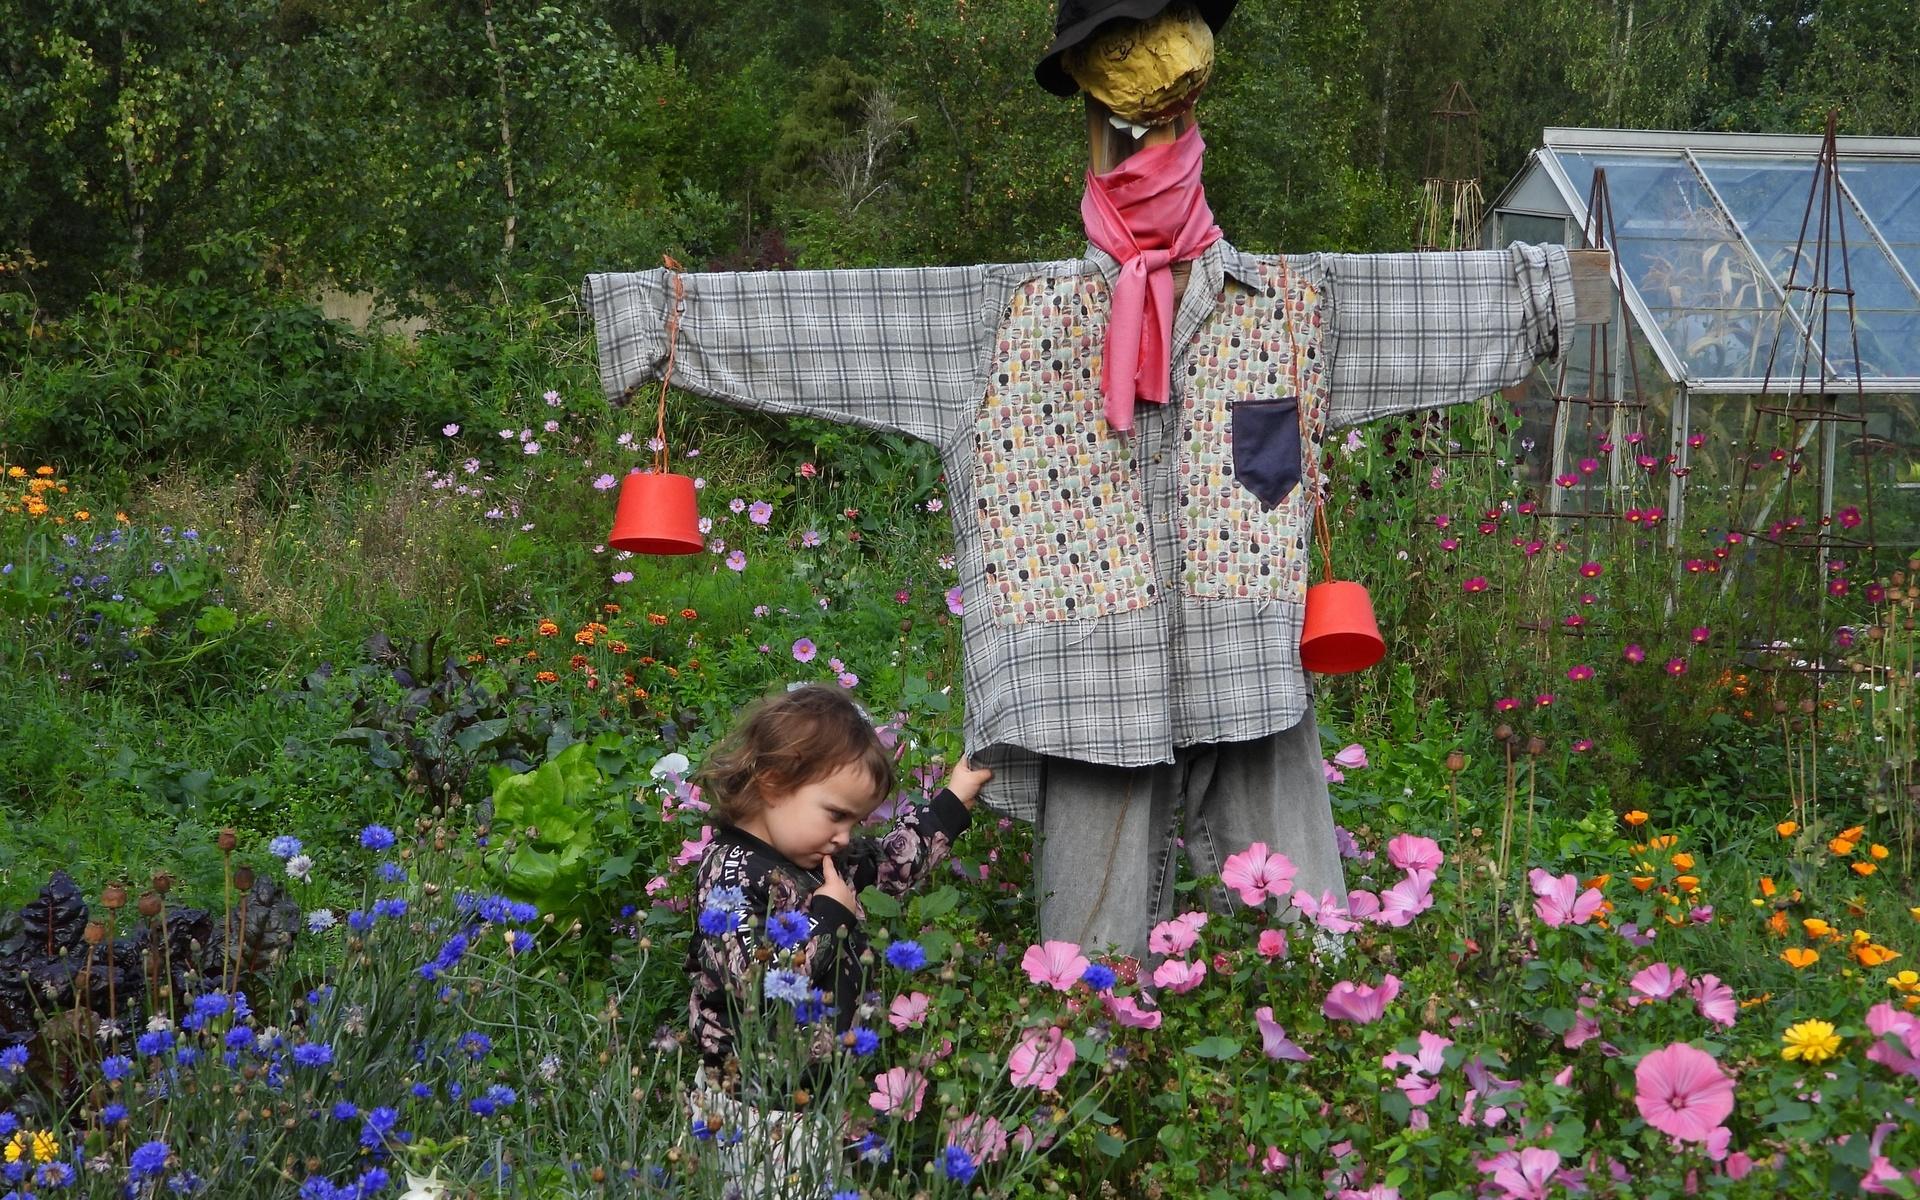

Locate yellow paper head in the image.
[1063,5,1214,127]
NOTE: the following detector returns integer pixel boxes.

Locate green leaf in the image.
[1760,1099,1811,1126]
[859,889,901,919]
[914,885,960,921]
[1093,1131,1127,1157]
[193,605,237,635]
[1185,1036,1241,1060]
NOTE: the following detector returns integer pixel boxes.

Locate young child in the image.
[683,683,991,1193]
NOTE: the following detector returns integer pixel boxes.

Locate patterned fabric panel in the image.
[1178,260,1330,601]
[973,275,1158,624]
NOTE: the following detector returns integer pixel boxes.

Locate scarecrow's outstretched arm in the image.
[1321,245,1611,430]
[582,265,998,446]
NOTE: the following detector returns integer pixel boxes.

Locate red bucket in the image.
[608,471,703,555]
[1299,580,1385,674]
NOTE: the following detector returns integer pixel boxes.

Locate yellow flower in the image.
[1623,810,1649,826]
[1891,970,1920,992]
[1782,947,1820,969]
[33,465,52,476]
[29,1130,56,1163]
[5,465,23,478]
[1776,820,1799,837]
[1781,1019,1842,1064]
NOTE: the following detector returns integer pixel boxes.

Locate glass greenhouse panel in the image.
[1556,151,1805,382]
[1840,391,1920,553]
[1841,161,1920,285]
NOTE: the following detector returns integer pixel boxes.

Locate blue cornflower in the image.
[447,1082,463,1100]
[268,836,304,859]
[167,1170,205,1195]
[455,893,538,924]
[177,1046,201,1067]
[378,862,407,883]
[136,1030,174,1057]
[36,1161,75,1187]
[298,1177,340,1200]
[1080,963,1117,992]
[690,1117,715,1142]
[420,931,471,980]
[4,1158,24,1184]
[468,1095,498,1117]
[292,1042,333,1069]
[763,970,810,1004]
[767,910,811,949]
[130,1140,171,1179]
[831,1190,862,1200]
[345,910,373,933]
[849,1027,880,1057]
[190,993,231,1021]
[331,1101,358,1121]
[372,897,408,920]
[0,1046,25,1074]
[102,1103,128,1126]
[885,941,926,970]
[359,825,396,851]
[410,1082,432,1100]
[0,1113,16,1137]
[363,1107,398,1135]
[356,1167,390,1195]
[697,907,742,936]
[705,885,746,912]
[458,1032,492,1059]
[853,1132,891,1163]
[941,1145,977,1184]
[793,994,831,1025]
[485,1084,516,1107]
[307,985,335,1005]
[224,1026,254,1050]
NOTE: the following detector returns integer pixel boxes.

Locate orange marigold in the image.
[609,641,628,654]
[680,608,698,620]
[569,654,589,670]
[535,670,559,683]
[1767,910,1790,937]
[493,636,513,647]
[538,620,560,637]
[648,614,668,627]
[574,629,596,645]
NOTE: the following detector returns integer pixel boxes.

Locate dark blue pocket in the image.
[1231,396,1302,510]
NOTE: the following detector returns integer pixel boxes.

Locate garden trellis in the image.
[1486,126,1920,557]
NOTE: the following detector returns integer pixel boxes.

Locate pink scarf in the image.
[1081,122,1222,435]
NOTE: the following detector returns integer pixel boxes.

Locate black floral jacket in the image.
[685,789,971,1079]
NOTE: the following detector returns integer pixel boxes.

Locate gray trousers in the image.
[1035,708,1347,962]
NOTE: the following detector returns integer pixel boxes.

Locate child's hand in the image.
[813,855,859,915]
[945,755,993,809]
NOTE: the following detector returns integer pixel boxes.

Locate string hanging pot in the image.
[1298,486,1385,674]
[608,261,703,555]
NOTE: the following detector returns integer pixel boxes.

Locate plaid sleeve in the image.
[581,265,1000,447]
[1320,243,1574,430]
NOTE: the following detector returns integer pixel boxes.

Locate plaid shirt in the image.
[585,239,1574,821]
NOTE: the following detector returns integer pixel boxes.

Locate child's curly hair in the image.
[695,684,894,827]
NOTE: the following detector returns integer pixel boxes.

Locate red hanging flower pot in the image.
[1300,493,1385,675]
[604,262,703,556]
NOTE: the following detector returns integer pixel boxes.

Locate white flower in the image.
[398,1168,452,1200]
[307,909,337,933]
[650,753,691,780]
[539,1054,562,1082]
[146,1015,174,1034]
[285,854,314,883]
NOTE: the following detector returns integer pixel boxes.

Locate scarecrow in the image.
[584,0,1611,961]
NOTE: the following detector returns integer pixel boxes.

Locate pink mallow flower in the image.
[1256,928,1288,959]
[1865,1003,1920,1080]
[870,1066,927,1119]
[888,992,930,1031]
[1633,1042,1734,1143]
[1484,1147,1564,1200]
[1386,833,1444,873]
[1221,843,1298,906]
[1020,941,1090,993]
[1104,992,1162,1030]
[1528,868,1604,927]
[1291,888,1361,934]
[1688,974,1738,1028]
[1148,911,1206,956]
[1323,974,1401,1024]
[1382,1030,1452,1106]
[1007,1027,1076,1089]
[1373,870,1436,928]
[1153,958,1207,994]
[1255,1006,1312,1062]
[1628,962,1688,1006]
[672,825,712,867]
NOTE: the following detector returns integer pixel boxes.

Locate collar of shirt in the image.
[1083,237,1271,379]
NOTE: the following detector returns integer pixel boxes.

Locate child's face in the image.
[739,760,884,870]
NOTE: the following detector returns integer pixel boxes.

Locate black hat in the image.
[1034,0,1236,98]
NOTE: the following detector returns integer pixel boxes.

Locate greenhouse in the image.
[1484,127,1920,551]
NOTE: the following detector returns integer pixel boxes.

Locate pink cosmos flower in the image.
[1021,941,1091,992]
[749,500,772,525]
[838,671,859,688]
[800,529,821,547]
[1488,1147,1563,1200]
[672,825,713,867]
[1375,870,1436,927]
[1527,868,1604,927]
[870,1066,927,1119]
[1322,974,1401,1024]
[791,637,817,663]
[1148,911,1206,956]
[1629,963,1688,1005]
[946,585,964,616]
[888,992,930,1031]
[1255,1006,1312,1061]
[725,550,746,572]
[1463,576,1489,593]
[1221,843,1297,907]
[1665,657,1687,676]
[1634,1043,1734,1143]
[1623,643,1646,664]
[1007,1027,1076,1089]
[1382,1029,1452,1105]
[1256,928,1288,959]
[1566,664,1594,682]
[1687,974,1737,1028]
[1387,834,1443,873]
[1865,1003,1920,1079]
[1292,888,1361,934]
[1152,958,1207,994]
[1105,992,1162,1030]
